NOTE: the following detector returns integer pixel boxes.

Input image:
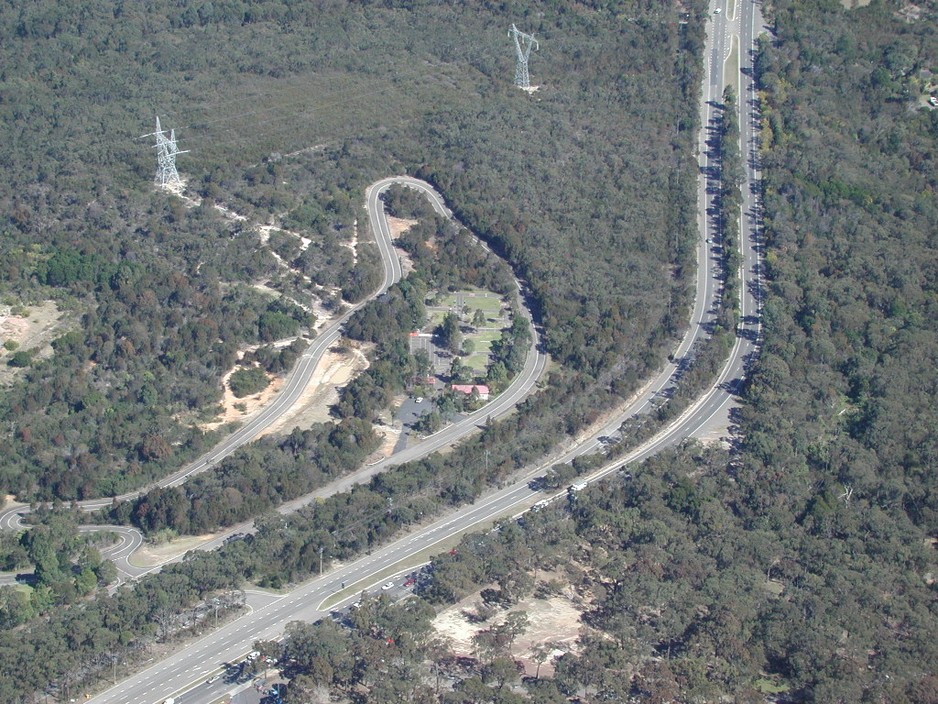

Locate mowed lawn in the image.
[421,290,510,374]
[439,291,504,318]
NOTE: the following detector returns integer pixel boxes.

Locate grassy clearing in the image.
[473,329,502,344]
[754,678,790,694]
[426,309,449,328]
[464,350,491,373]
[437,292,502,313]
[417,289,510,375]
[725,34,740,97]
[462,295,503,316]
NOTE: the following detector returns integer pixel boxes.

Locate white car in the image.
[714,7,721,12]
[206,675,219,684]
[415,397,424,403]
[381,581,394,591]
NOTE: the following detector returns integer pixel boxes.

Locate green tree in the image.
[7,350,32,367]
[436,312,462,354]
[229,366,270,398]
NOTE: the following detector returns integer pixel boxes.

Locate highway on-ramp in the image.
[0,176,549,583]
[85,2,766,701]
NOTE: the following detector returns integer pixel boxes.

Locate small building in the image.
[451,384,490,401]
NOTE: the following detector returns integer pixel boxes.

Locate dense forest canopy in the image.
[0,0,713,698]
[0,0,702,501]
[0,0,936,701]
[306,0,938,698]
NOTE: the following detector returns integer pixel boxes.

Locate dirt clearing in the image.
[387,216,417,238]
[200,362,283,432]
[260,346,370,436]
[432,586,584,678]
[0,300,71,384]
[129,532,222,568]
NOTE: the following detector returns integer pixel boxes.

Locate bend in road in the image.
[87,5,767,701]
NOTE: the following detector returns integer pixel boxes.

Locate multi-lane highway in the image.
[84,2,766,701]
[0,175,548,594]
[0,176,546,532]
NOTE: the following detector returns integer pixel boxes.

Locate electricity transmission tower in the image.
[143,116,189,189]
[508,24,539,90]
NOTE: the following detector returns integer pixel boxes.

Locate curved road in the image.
[0,176,548,581]
[86,1,766,701]
[1,181,408,519]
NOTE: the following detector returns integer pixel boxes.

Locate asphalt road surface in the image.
[0,180,410,523]
[85,3,766,700]
[0,177,549,588]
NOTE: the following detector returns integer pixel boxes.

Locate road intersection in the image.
[11,2,766,701]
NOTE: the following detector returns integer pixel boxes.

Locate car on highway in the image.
[714,7,721,12]
[381,581,394,590]
[206,675,220,684]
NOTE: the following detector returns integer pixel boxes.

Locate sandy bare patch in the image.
[250,282,326,324]
[433,588,584,677]
[0,300,71,383]
[0,300,66,350]
[344,219,359,264]
[895,1,920,19]
[387,216,417,238]
[386,216,418,277]
[130,532,222,568]
[370,423,402,462]
[201,363,283,432]
[258,223,312,252]
[260,346,370,436]
[252,281,287,301]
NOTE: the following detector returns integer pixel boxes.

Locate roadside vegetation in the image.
[716,85,743,332]
[0,0,701,505]
[291,0,938,701]
[0,0,711,700]
[228,366,271,398]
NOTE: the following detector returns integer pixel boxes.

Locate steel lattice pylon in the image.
[509,24,539,89]
[145,116,189,189]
